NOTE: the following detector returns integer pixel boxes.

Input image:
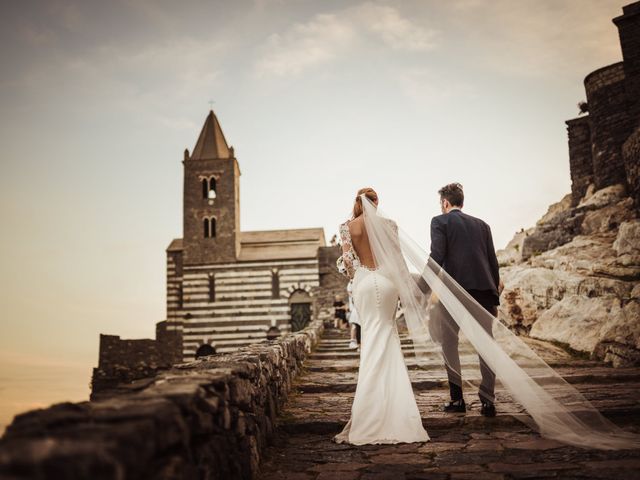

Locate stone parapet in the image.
[0,320,324,480]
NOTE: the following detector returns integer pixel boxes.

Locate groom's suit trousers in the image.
[436,294,497,404]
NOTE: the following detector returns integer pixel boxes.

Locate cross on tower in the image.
[208,100,215,111]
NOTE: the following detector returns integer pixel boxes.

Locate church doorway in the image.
[289,290,312,332]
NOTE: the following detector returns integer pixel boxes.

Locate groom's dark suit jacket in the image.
[430,209,500,306]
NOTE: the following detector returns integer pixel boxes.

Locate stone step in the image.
[310,348,476,360]
[276,387,640,436]
[259,328,640,480]
[295,368,640,393]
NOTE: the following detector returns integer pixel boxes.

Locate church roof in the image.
[165,228,326,261]
[166,238,183,251]
[190,110,232,160]
[238,228,326,261]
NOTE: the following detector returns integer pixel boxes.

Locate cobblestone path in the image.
[259,328,640,479]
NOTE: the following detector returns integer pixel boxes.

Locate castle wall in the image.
[615,2,640,207]
[566,116,594,205]
[584,62,633,190]
[156,319,184,365]
[614,2,640,130]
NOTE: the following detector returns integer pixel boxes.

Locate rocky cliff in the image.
[497,184,640,367]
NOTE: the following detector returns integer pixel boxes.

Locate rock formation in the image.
[497,2,640,368]
[498,186,639,367]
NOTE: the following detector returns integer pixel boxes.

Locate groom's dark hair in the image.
[438,183,464,207]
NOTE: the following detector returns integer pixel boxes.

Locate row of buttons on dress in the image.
[372,271,381,308]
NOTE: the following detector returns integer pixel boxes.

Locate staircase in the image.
[259,328,640,479]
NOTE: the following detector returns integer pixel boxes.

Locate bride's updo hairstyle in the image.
[352,187,378,218]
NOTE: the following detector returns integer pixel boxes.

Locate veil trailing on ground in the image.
[360,194,640,450]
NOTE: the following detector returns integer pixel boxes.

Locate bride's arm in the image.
[336,223,355,279]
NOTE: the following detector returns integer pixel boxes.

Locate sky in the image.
[0,0,628,432]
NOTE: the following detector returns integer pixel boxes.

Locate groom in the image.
[429,182,502,417]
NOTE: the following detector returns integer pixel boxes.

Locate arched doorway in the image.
[289,289,312,332]
[195,344,216,358]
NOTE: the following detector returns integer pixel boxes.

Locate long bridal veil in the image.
[360,194,640,450]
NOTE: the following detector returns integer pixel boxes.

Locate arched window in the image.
[203,218,210,238]
[271,269,280,299]
[208,273,215,302]
[201,177,217,200]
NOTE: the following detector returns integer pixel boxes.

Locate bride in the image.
[333,187,430,445]
[333,187,640,450]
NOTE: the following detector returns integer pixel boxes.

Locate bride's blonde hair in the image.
[352,187,378,218]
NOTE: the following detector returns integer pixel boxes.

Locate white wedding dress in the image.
[334,221,430,445]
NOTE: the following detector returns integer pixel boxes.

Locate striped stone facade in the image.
[167,256,321,358]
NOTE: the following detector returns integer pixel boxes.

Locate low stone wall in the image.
[0,320,324,480]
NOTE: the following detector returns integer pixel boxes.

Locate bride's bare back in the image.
[348,216,376,269]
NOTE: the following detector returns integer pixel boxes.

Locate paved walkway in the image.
[259,328,640,479]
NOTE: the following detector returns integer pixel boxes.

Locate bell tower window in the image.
[202,176,217,200]
[208,177,217,199]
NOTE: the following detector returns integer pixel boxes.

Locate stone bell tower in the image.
[182,110,240,265]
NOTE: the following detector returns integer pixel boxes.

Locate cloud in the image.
[255,2,437,77]
[394,67,476,105]
[256,13,356,77]
[54,35,226,130]
[356,3,436,51]
[445,0,623,79]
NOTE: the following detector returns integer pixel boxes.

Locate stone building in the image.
[92,111,347,395]
[566,2,640,206]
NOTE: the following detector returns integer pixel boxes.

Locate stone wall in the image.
[91,320,183,399]
[614,2,640,129]
[584,62,633,190]
[0,319,324,480]
[566,117,594,206]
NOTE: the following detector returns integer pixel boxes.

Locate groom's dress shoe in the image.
[480,401,496,417]
[443,399,466,413]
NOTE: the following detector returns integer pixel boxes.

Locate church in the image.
[166,110,329,358]
[92,111,346,395]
